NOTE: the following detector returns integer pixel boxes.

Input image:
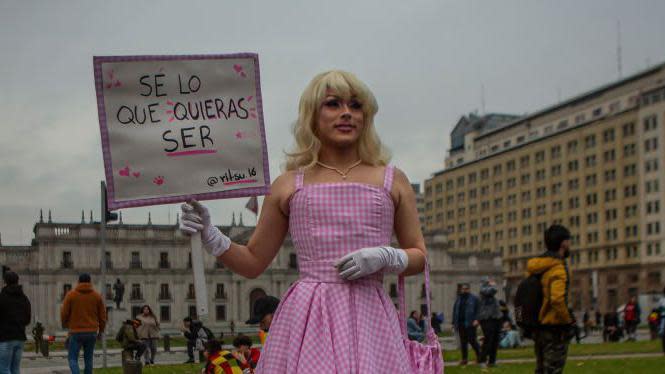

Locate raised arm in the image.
[180,172,293,279]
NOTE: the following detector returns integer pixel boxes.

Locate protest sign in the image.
[94,53,270,318]
[94,53,270,210]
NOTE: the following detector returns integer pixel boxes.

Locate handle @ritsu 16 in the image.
[190,232,209,319]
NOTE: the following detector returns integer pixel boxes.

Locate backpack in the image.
[201,326,215,341]
[514,273,543,338]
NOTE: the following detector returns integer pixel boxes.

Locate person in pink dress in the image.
[180,70,427,373]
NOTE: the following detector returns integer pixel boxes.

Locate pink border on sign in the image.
[93,53,271,210]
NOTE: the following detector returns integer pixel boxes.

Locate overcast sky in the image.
[1,0,665,245]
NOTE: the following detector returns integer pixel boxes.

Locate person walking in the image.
[526,225,575,374]
[30,322,44,355]
[623,296,641,341]
[135,305,160,365]
[180,70,435,373]
[60,273,107,374]
[658,287,665,354]
[477,277,502,368]
[0,271,31,374]
[452,283,480,365]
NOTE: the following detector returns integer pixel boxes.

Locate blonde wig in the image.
[284,70,391,171]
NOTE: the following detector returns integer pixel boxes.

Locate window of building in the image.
[585,174,597,187]
[130,284,142,300]
[584,135,596,149]
[216,305,227,321]
[130,252,141,269]
[626,245,638,259]
[536,150,545,163]
[603,150,615,162]
[551,165,562,176]
[506,160,516,172]
[647,222,661,235]
[568,197,580,209]
[604,169,616,182]
[605,209,617,221]
[567,160,579,172]
[624,164,637,177]
[159,252,170,269]
[188,305,197,320]
[603,128,615,143]
[586,193,597,206]
[568,178,579,190]
[622,122,635,136]
[646,180,659,193]
[623,143,636,157]
[624,184,637,198]
[520,156,530,168]
[576,114,586,124]
[567,140,578,153]
[585,155,597,167]
[480,168,489,180]
[645,138,658,152]
[645,159,659,173]
[159,284,171,300]
[132,306,142,318]
[62,251,73,269]
[605,189,617,202]
[160,306,171,322]
[593,107,603,117]
[643,115,658,132]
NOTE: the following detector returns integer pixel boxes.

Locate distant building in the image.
[0,211,502,334]
[425,62,665,313]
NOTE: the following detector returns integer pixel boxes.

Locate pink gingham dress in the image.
[256,165,412,373]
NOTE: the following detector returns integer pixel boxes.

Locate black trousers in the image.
[479,319,501,364]
[458,326,480,361]
[186,340,195,360]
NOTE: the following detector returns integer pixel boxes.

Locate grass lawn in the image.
[444,357,665,373]
[444,339,662,362]
[93,357,665,374]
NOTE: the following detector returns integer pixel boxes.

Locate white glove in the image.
[335,246,408,280]
[179,200,231,257]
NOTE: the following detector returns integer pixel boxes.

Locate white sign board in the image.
[94,54,270,209]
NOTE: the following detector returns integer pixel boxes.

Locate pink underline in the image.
[166,150,218,157]
[223,179,257,186]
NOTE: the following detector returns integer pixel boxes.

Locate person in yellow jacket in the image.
[526,225,574,374]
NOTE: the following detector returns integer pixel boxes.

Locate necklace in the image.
[316,159,363,179]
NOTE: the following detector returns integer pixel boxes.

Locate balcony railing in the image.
[159,260,171,269]
[101,260,113,269]
[130,292,143,301]
[186,292,196,300]
[61,260,74,269]
[158,292,172,301]
[129,261,142,269]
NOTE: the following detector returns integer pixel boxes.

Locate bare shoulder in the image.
[390,167,414,206]
[270,170,299,215]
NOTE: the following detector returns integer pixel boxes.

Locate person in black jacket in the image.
[0,271,31,374]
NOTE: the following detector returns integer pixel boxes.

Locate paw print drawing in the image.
[153,176,165,185]
[105,69,122,89]
[233,64,247,78]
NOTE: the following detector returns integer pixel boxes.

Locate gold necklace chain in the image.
[316,159,362,179]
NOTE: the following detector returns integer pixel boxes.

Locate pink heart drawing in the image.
[153,176,165,185]
[119,166,130,177]
[233,64,243,73]
[132,172,141,178]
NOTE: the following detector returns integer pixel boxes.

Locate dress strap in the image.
[383,165,395,192]
[295,168,304,190]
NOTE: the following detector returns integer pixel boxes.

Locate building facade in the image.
[425,63,665,313]
[0,213,502,335]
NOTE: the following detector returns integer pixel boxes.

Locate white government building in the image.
[0,210,502,335]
